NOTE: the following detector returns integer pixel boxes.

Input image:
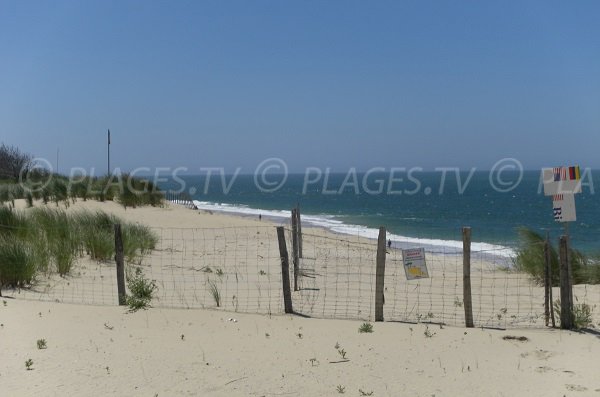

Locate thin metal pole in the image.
[107,129,111,176]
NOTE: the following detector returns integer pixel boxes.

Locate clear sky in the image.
[1,1,599,173]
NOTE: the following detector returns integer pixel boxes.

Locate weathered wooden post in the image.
[296,205,303,258]
[291,208,300,291]
[277,226,293,314]
[462,227,474,328]
[375,226,386,322]
[543,233,556,327]
[114,224,127,306]
[559,235,573,329]
[544,234,551,327]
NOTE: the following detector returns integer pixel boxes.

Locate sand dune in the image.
[2,199,600,396]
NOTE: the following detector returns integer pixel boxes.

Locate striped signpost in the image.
[542,165,581,329]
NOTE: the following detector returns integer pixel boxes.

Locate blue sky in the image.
[1,1,599,173]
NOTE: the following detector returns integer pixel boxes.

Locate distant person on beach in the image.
[259,214,262,221]
[388,239,392,248]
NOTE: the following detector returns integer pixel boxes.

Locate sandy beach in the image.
[2,200,600,396]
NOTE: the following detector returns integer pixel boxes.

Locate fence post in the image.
[277,226,293,314]
[544,233,556,327]
[291,208,300,291]
[462,227,474,328]
[544,235,550,327]
[296,205,303,258]
[114,224,127,306]
[375,226,386,322]
[559,235,573,329]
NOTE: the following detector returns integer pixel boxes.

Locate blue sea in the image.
[157,170,600,255]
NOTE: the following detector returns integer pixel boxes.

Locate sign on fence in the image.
[402,248,429,280]
[542,165,581,223]
[552,194,576,222]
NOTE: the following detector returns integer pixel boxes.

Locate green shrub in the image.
[126,268,157,311]
[358,322,374,333]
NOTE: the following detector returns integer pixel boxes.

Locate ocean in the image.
[157,170,600,255]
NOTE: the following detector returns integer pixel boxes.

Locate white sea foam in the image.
[190,200,514,258]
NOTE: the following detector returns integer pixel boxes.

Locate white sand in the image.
[2,199,600,396]
[2,299,600,396]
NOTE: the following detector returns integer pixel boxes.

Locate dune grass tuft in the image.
[0,206,158,293]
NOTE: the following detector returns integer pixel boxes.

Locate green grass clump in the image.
[0,236,37,294]
[358,322,374,333]
[1,171,164,209]
[514,227,599,285]
[126,268,157,311]
[0,206,158,294]
[208,280,221,307]
[553,300,594,329]
[122,223,157,262]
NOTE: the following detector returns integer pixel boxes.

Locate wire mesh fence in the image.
[6,225,284,316]
[3,221,599,329]
[289,228,600,328]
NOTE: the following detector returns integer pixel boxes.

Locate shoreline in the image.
[190,199,515,259]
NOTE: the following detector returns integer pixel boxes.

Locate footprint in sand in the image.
[565,384,587,392]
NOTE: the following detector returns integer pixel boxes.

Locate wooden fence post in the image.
[559,235,573,329]
[544,235,550,327]
[375,226,386,322]
[296,205,303,258]
[291,208,300,291]
[277,226,293,314]
[543,233,556,327]
[462,227,474,328]
[114,224,127,306]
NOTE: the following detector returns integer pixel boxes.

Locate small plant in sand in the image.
[553,299,594,329]
[36,339,47,349]
[359,389,374,396]
[215,268,224,276]
[259,270,267,276]
[334,342,348,361]
[358,322,373,333]
[3,300,6,306]
[25,359,33,370]
[336,384,346,393]
[424,325,436,338]
[208,280,221,307]
[126,268,157,312]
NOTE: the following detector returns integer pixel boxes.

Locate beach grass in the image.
[0,205,158,292]
[0,173,164,210]
[514,227,599,285]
